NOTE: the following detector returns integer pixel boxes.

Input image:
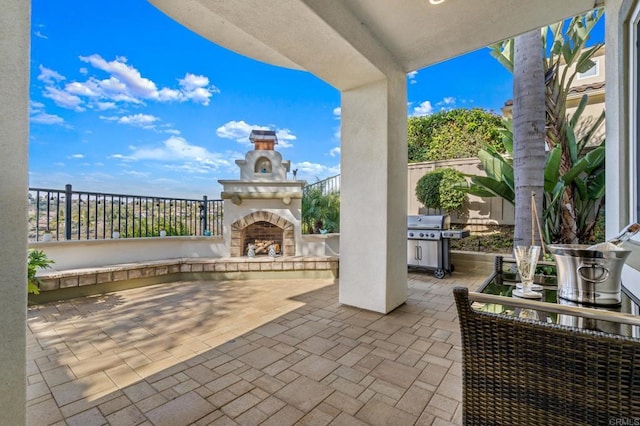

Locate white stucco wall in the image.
[0,0,29,422]
[408,158,515,226]
[30,237,227,271]
[339,73,408,313]
[606,0,640,301]
[30,234,340,271]
[299,234,340,256]
[606,0,634,235]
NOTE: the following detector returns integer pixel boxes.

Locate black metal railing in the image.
[28,184,223,242]
[303,174,340,195]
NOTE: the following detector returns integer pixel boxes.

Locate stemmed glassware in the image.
[513,245,542,298]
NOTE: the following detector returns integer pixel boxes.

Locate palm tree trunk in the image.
[512,30,546,248]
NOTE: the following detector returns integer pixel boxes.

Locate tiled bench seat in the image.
[35,256,339,298]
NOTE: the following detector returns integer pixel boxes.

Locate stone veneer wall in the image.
[32,256,339,304]
[230,211,294,257]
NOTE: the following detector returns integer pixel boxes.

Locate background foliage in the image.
[302,187,340,234]
[415,168,467,213]
[408,108,504,163]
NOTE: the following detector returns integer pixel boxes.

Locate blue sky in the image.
[29,1,603,199]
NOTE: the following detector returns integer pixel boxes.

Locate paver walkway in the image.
[27,271,487,425]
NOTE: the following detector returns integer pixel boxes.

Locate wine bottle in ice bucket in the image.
[588,222,640,251]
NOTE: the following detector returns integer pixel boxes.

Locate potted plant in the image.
[28,249,54,295]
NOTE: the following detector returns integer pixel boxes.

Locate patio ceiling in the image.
[149,0,602,90]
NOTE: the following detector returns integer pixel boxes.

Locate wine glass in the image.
[514,245,542,298]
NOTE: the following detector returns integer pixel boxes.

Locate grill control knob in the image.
[431,233,435,238]
[419,233,424,238]
[408,232,414,237]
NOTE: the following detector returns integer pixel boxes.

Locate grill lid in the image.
[407,215,450,230]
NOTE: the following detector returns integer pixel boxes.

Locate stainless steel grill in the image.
[407,214,469,278]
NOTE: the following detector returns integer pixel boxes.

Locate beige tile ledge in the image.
[40,258,186,278]
[36,256,340,292]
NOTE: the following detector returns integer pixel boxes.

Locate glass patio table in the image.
[476,255,640,338]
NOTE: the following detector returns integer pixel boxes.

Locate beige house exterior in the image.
[503,45,607,144]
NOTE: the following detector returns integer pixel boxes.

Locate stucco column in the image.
[339,72,408,313]
[0,0,30,423]
[605,0,633,237]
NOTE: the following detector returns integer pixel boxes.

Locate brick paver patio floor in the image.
[27,271,487,425]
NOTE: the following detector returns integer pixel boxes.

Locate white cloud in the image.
[29,99,65,125]
[292,161,340,180]
[435,96,457,109]
[96,101,116,110]
[77,55,217,106]
[33,56,219,115]
[217,120,296,148]
[156,87,182,102]
[80,54,160,99]
[164,128,181,135]
[64,80,103,97]
[178,73,219,106]
[127,136,232,173]
[70,154,85,159]
[31,112,64,125]
[43,86,84,111]
[410,100,433,117]
[217,120,266,142]
[34,30,48,40]
[294,161,327,176]
[329,147,341,157]
[332,107,342,141]
[37,65,65,84]
[122,170,150,178]
[407,70,418,84]
[118,113,160,129]
[409,97,460,116]
[275,129,296,148]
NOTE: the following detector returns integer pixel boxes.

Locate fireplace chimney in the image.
[249,130,277,151]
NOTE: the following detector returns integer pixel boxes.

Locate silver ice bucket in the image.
[548,244,631,306]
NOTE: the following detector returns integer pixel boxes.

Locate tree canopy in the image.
[407,108,504,163]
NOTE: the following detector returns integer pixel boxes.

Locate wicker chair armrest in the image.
[453,286,640,425]
[467,290,640,327]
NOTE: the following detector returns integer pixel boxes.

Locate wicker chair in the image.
[453,287,640,425]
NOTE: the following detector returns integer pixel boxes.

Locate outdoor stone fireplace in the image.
[219,130,305,257]
[230,211,295,257]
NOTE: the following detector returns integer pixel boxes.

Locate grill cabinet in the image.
[407,215,469,278]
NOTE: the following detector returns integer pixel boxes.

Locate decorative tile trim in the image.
[36,256,339,293]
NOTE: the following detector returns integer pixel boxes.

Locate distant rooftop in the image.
[503,81,606,107]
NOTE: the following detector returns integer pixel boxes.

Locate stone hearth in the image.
[230,211,295,257]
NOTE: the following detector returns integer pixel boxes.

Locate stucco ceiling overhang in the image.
[149,0,602,91]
